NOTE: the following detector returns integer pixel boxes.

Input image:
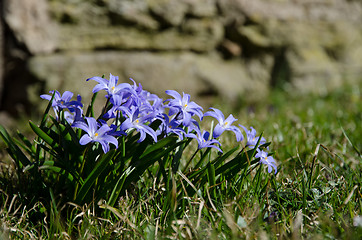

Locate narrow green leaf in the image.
[194,148,212,169]
[341,125,361,157]
[139,140,184,164]
[123,140,184,192]
[86,92,98,117]
[74,150,116,204]
[16,131,36,153]
[12,137,34,156]
[212,146,239,169]
[29,121,60,149]
[207,162,216,188]
[22,163,35,172]
[107,167,134,207]
[0,125,32,167]
[40,91,56,127]
[172,140,186,173]
[207,162,216,200]
[39,162,74,181]
[140,136,178,159]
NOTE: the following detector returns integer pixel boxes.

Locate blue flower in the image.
[255,150,277,174]
[159,114,186,139]
[64,107,84,125]
[98,119,126,137]
[120,107,158,143]
[186,130,222,152]
[41,90,83,113]
[165,90,203,127]
[240,125,266,148]
[87,74,133,100]
[73,117,118,153]
[104,94,126,119]
[204,108,243,141]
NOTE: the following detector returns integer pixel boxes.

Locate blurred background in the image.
[1,0,362,119]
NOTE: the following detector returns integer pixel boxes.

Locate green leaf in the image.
[38,161,74,181]
[16,131,36,154]
[74,150,116,204]
[172,140,188,173]
[29,121,60,149]
[12,137,34,156]
[107,167,134,207]
[207,162,216,200]
[186,146,238,183]
[86,92,98,117]
[194,148,212,169]
[207,162,216,188]
[0,125,31,167]
[139,139,184,165]
[123,140,184,192]
[341,126,361,157]
[140,136,178,159]
[212,146,239,169]
[40,91,56,127]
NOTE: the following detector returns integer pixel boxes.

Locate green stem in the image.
[100,98,110,119]
[182,149,199,172]
[73,144,91,201]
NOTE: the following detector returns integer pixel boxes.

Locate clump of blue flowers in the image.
[0,73,277,211]
[41,74,277,174]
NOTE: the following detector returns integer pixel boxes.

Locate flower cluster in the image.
[41,74,277,174]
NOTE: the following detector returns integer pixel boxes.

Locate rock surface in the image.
[0,1,3,105]
[3,0,56,54]
[1,0,362,114]
[27,51,258,106]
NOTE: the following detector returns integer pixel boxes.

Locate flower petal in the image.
[79,135,92,145]
[165,90,181,101]
[62,91,74,102]
[85,117,98,136]
[212,124,224,138]
[97,124,111,136]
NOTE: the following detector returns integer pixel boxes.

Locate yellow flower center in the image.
[94,133,99,137]
[135,119,139,124]
[184,103,187,108]
[111,86,115,91]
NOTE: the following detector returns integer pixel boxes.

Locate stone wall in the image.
[0,0,3,107]
[1,0,362,115]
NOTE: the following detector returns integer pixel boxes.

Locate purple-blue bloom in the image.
[87,73,133,100]
[64,107,84,125]
[40,90,83,113]
[240,125,266,148]
[165,90,203,127]
[255,150,277,174]
[204,108,243,142]
[186,130,222,152]
[73,117,118,153]
[98,119,126,137]
[104,93,126,119]
[159,114,186,139]
[120,107,158,143]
